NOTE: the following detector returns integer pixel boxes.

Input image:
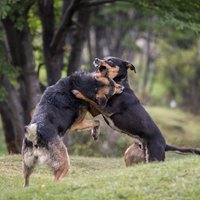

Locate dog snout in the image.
[95,58,100,64]
[93,58,101,67]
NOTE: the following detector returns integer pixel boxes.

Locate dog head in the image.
[71,71,124,108]
[94,56,136,83]
[94,76,124,107]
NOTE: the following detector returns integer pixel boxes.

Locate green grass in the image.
[0,117,7,155]
[0,155,200,200]
[146,106,200,147]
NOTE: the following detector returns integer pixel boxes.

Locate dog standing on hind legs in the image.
[22,127,70,186]
[73,57,200,162]
[22,71,123,187]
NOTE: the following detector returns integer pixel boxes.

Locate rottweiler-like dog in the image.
[73,57,200,162]
[22,71,123,187]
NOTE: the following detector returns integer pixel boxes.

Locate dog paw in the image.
[91,126,100,140]
[71,90,83,99]
[71,90,79,96]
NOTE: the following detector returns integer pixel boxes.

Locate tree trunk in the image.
[0,101,20,154]
[1,12,41,153]
[38,0,63,85]
[67,8,91,75]
[143,29,152,92]
[2,17,41,123]
[0,75,24,153]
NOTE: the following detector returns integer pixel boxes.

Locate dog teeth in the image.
[93,61,99,68]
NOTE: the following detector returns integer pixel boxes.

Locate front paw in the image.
[91,126,100,140]
[71,90,83,99]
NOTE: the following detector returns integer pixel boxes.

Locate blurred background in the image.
[0,0,200,157]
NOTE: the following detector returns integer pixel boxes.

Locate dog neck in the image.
[115,77,130,89]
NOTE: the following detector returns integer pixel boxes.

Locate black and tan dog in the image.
[22,71,123,187]
[73,57,200,162]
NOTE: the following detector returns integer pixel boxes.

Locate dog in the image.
[73,57,200,162]
[22,71,123,186]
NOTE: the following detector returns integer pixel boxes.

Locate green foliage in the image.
[28,4,42,35]
[0,155,200,199]
[0,0,35,30]
[131,0,200,32]
[154,39,200,106]
[54,0,63,26]
[0,0,20,19]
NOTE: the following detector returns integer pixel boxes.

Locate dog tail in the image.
[165,144,200,155]
[25,123,38,144]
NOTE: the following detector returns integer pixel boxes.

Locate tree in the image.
[1,0,200,154]
[0,0,117,154]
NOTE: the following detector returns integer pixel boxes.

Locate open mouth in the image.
[98,65,107,72]
[93,58,108,74]
[93,61,107,72]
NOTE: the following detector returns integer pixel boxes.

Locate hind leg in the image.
[147,138,166,162]
[47,137,70,182]
[23,160,37,187]
[22,138,38,187]
[54,156,69,182]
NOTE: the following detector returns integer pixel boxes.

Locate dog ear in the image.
[126,62,136,73]
[96,95,108,108]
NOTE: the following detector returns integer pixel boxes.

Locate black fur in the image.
[22,71,122,186]
[94,57,200,161]
[28,72,112,144]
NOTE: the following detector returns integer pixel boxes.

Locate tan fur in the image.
[96,76,110,85]
[96,59,120,79]
[96,88,110,99]
[70,75,122,139]
[69,106,100,140]
[22,136,70,187]
[124,140,146,167]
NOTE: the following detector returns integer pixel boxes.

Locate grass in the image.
[146,106,200,147]
[0,155,200,200]
[0,116,6,155]
[0,107,200,199]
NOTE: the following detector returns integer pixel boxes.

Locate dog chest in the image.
[103,115,122,132]
[103,115,142,141]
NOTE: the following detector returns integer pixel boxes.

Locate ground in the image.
[0,107,200,199]
[0,154,200,200]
